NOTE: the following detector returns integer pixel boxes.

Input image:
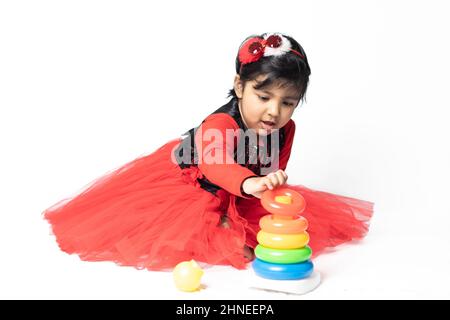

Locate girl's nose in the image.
[267,102,281,118]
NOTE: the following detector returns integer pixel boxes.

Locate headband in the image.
[238,33,305,74]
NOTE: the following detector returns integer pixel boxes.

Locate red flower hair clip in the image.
[238,33,305,73]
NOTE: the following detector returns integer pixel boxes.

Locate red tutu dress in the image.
[43,98,374,270]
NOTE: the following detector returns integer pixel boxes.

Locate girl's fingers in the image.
[254,179,268,192]
[260,170,288,193]
[276,170,288,184]
[280,170,288,180]
[253,177,270,191]
[274,171,285,185]
[253,191,263,199]
[268,172,280,187]
[275,169,287,180]
[263,177,274,190]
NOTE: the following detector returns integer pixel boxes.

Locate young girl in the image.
[43,32,374,270]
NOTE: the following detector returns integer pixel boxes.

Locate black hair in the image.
[227,33,311,105]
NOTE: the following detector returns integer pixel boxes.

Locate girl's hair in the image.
[227,33,311,104]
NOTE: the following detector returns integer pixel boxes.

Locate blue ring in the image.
[252,258,314,280]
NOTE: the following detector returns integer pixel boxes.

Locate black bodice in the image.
[173,97,286,195]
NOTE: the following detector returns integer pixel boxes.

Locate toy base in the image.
[249,271,321,295]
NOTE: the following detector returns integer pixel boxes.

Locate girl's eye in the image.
[258,95,295,106]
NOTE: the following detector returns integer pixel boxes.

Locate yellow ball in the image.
[275,195,293,204]
[173,260,204,292]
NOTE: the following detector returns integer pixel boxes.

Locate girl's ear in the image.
[234,74,244,99]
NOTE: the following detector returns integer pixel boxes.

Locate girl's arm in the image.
[240,120,295,199]
[195,113,258,198]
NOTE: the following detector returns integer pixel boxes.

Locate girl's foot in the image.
[219,215,230,228]
[219,216,254,261]
[244,245,255,261]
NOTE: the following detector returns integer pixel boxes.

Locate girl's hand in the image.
[242,170,288,199]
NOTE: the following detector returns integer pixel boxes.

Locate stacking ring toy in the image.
[259,214,308,234]
[252,258,314,280]
[255,245,312,264]
[257,230,309,249]
[261,186,306,217]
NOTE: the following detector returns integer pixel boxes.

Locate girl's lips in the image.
[261,121,276,130]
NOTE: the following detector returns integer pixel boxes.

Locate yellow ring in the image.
[257,230,309,249]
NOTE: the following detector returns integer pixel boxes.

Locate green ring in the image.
[255,244,312,264]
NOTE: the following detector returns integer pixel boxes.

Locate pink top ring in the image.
[261,186,306,217]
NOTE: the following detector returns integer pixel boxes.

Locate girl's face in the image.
[234,74,300,136]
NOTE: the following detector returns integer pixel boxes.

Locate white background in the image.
[1,0,449,299]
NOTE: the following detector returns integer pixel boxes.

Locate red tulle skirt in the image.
[43,138,374,270]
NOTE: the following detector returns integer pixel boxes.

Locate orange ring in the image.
[261,186,306,217]
[259,214,308,234]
